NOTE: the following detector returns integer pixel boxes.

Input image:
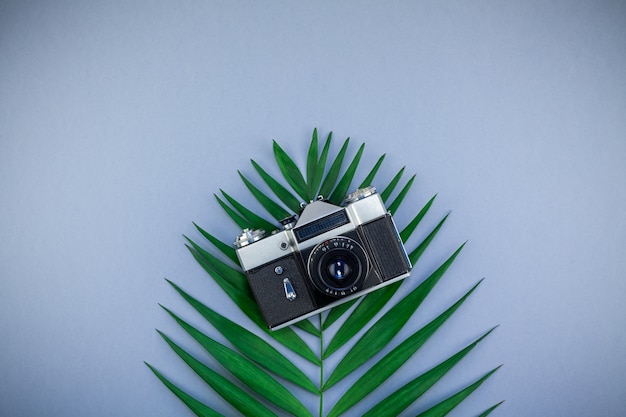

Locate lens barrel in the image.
[307,236,368,297]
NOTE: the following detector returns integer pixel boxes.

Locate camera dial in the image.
[343,185,377,204]
[234,228,266,248]
[307,236,369,297]
[279,215,298,230]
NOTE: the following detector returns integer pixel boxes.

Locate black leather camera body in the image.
[235,186,412,330]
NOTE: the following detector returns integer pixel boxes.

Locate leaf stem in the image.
[319,313,324,417]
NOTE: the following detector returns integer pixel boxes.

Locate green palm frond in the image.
[148,129,502,416]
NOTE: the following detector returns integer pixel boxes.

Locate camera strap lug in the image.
[283,278,297,301]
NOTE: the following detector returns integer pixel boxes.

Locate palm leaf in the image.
[238,170,291,221]
[273,140,309,201]
[219,189,276,232]
[358,153,386,188]
[170,275,320,364]
[476,401,505,417]
[183,240,258,315]
[161,306,313,417]
[323,244,465,390]
[303,127,329,201]
[251,159,301,212]
[408,214,450,264]
[322,193,440,332]
[323,282,400,358]
[193,222,239,265]
[306,128,319,194]
[164,282,319,392]
[327,280,484,417]
[192,225,319,339]
[413,366,502,417]
[324,209,450,357]
[214,194,249,229]
[318,137,350,198]
[294,318,321,337]
[328,142,365,204]
[362,337,499,417]
[388,173,416,215]
[310,131,333,198]
[157,331,278,417]
[151,129,501,417]
[380,166,405,202]
[322,299,357,330]
[184,236,248,291]
[145,362,224,417]
[400,194,438,242]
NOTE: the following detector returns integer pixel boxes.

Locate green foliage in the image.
[147,129,502,416]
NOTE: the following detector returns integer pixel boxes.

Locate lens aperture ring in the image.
[307,236,369,297]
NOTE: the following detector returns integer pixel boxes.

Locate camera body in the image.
[235,186,412,330]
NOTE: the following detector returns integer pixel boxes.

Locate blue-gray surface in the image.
[1,1,625,416]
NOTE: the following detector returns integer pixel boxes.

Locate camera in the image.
[234,186,412,330]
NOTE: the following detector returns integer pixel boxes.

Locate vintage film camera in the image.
[234,186,412,330]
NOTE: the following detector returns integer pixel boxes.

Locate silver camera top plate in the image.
[235,189,387,272]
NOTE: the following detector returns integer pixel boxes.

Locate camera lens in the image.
[308,236,369,297]
[322,253,358,290]
[328,259,351,280]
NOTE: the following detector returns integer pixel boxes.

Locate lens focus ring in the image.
[307,236,369,297]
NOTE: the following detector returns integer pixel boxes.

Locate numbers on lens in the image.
[308,236,368,297]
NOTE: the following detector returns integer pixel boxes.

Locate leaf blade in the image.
[324,282,401,359]
[399,194,437,243]
[184,241,320,364]
[162,307,313,417]
[294,318,321,337]
[214,194,249,229]
[358,153,386,189]
[408,214,450,265]
[145,362,225,417]
[318,137,350,198]
[306,128,319,200]
[166,279,321,385]
[323,299,358,330]
[380,166,405,202]
[239,170,292,221]
[157,331,278,417]
[251,159,302,212]
[476,401,505,417]
[328,281,484,417]
[193,222,239,265]
[324,244,465,389]
[413,367,502,417]
[328,142,365,205]
[387,174,416,215]
[184,238,253,302]
[310,131,333,198]
[363,332,499,417]
[273,140,309,201]
[220,189,276,232]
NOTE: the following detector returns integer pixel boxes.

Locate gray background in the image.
[1,1,625,416]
